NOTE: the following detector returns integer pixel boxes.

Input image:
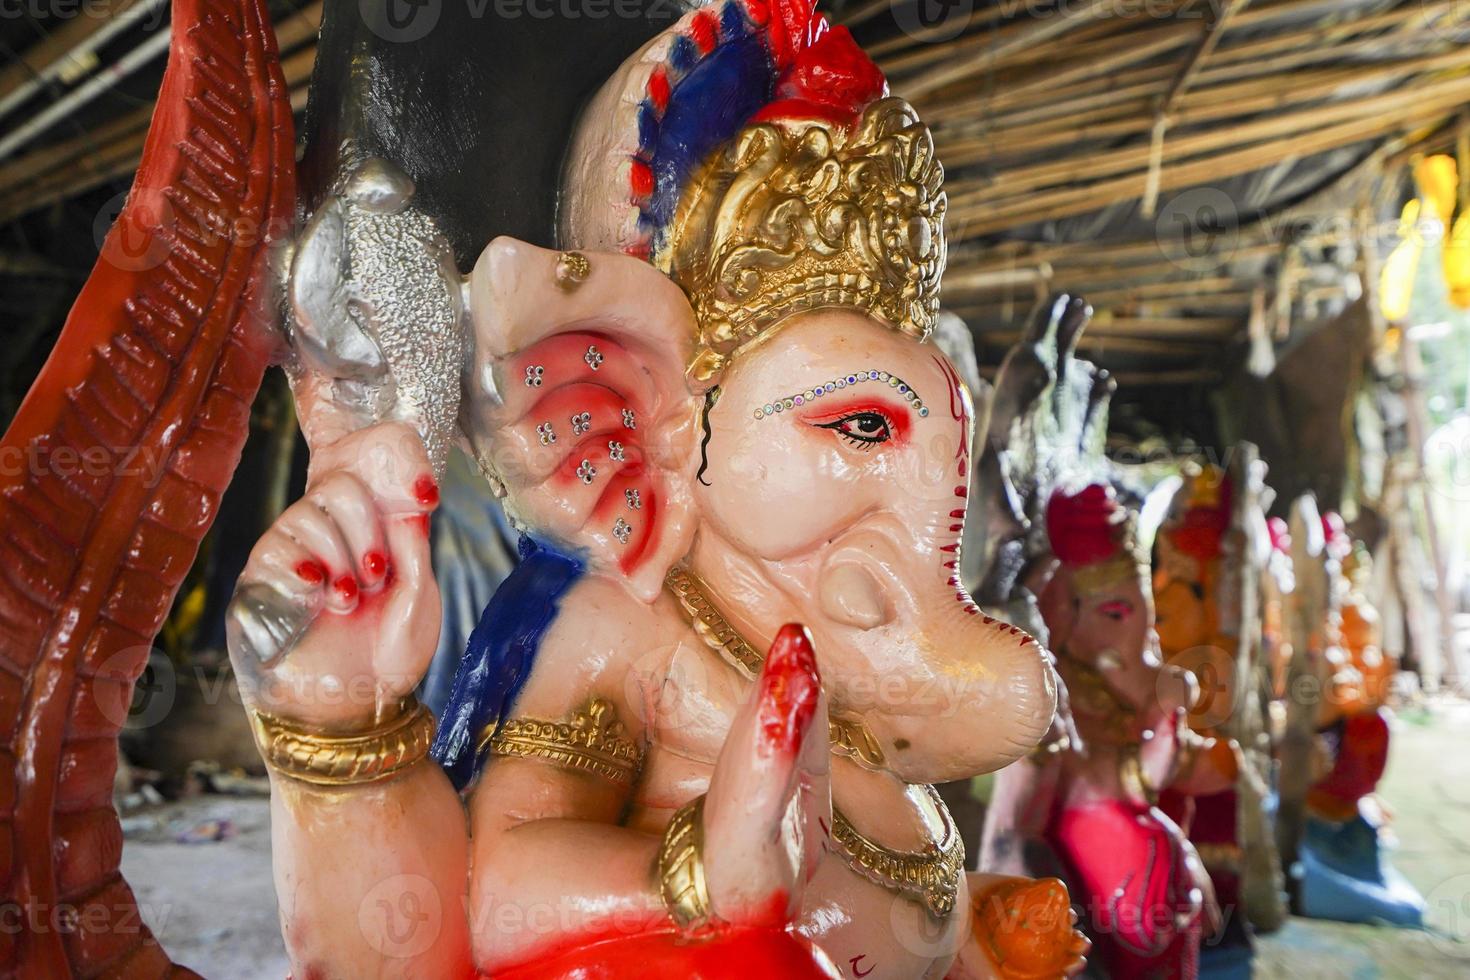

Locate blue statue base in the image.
[1297,811,1424,927]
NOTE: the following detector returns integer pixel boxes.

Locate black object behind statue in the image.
[299,0,692,266]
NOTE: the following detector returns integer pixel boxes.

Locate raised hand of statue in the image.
[702,625,832,925]
[226,421,442,729]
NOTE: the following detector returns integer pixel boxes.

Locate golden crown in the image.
[658,97,946,379]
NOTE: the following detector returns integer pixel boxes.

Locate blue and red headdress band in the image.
[563,0,886,259]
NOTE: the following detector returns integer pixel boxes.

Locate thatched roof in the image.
[0,0,1463,425]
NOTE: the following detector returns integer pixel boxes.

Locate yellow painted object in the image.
[1379,199,1421,323]
[1447,211,1470,309]
[1414,154,1458,226]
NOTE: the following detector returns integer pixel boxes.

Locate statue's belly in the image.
[796,854,964,980]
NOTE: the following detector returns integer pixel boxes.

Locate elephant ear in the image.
[466,238,703,602]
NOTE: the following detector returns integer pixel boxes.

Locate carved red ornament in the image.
[0,0,294,973]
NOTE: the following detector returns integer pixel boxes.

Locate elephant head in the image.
[446,0,1061,783]
[461,239,1057,783]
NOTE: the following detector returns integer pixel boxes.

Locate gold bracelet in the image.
[479,696,641,787]
[250,699,436,787]
[656,795,712,931]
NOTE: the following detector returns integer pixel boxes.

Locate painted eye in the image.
[1098,599,1135,621]
[816,411,892,450]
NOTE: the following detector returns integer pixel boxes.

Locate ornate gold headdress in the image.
[660,98,946,379]
[561,1,947,380]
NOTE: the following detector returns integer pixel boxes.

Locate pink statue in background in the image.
[983,484,1229,980]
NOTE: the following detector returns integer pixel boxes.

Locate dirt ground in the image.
[126,700,1470,978]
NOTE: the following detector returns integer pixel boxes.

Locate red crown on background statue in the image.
[1166,465,1232,562]
[1046,484,1145,594]
[1047,484,1129,566]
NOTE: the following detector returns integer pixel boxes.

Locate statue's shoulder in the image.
[531,570,685,700]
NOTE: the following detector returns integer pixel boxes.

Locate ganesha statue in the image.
[979,482,1229,980]
[0,0,1093,976]
[1294,519,1422,927]
[1150,463,1282,976]
[240,3,1093,974]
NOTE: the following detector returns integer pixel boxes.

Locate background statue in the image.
[1028,483,1223,980]
[1293,520,1424,927]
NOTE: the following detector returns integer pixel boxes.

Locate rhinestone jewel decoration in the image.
[524,365,544,387]
[576,459,597,484]
[584,345,604,371]
[536,422,556,445]
[753,370,929,421]
[613,517,632,544]
[571,411,592,436]
[625,488,642,510]
[622,408,637,429]
[608,440,625,462]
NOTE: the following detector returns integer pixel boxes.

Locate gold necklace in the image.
[665,566,886,770]
[664,565,964,919]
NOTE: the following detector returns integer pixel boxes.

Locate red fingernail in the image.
[414,475,439,508]
[363,551,388,578]
[758,624,820,754]
[294,560,324,585]
[334,576,359,602]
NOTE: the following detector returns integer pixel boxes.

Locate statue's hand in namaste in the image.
[702,625,833,925]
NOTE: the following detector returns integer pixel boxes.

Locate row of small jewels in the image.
[753,370,928,421]
[523,346,603,388]
[537,410,639,445]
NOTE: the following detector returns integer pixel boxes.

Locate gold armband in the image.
[480,696,641,787]
[250,699,436,787]
[657,795,712,930]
